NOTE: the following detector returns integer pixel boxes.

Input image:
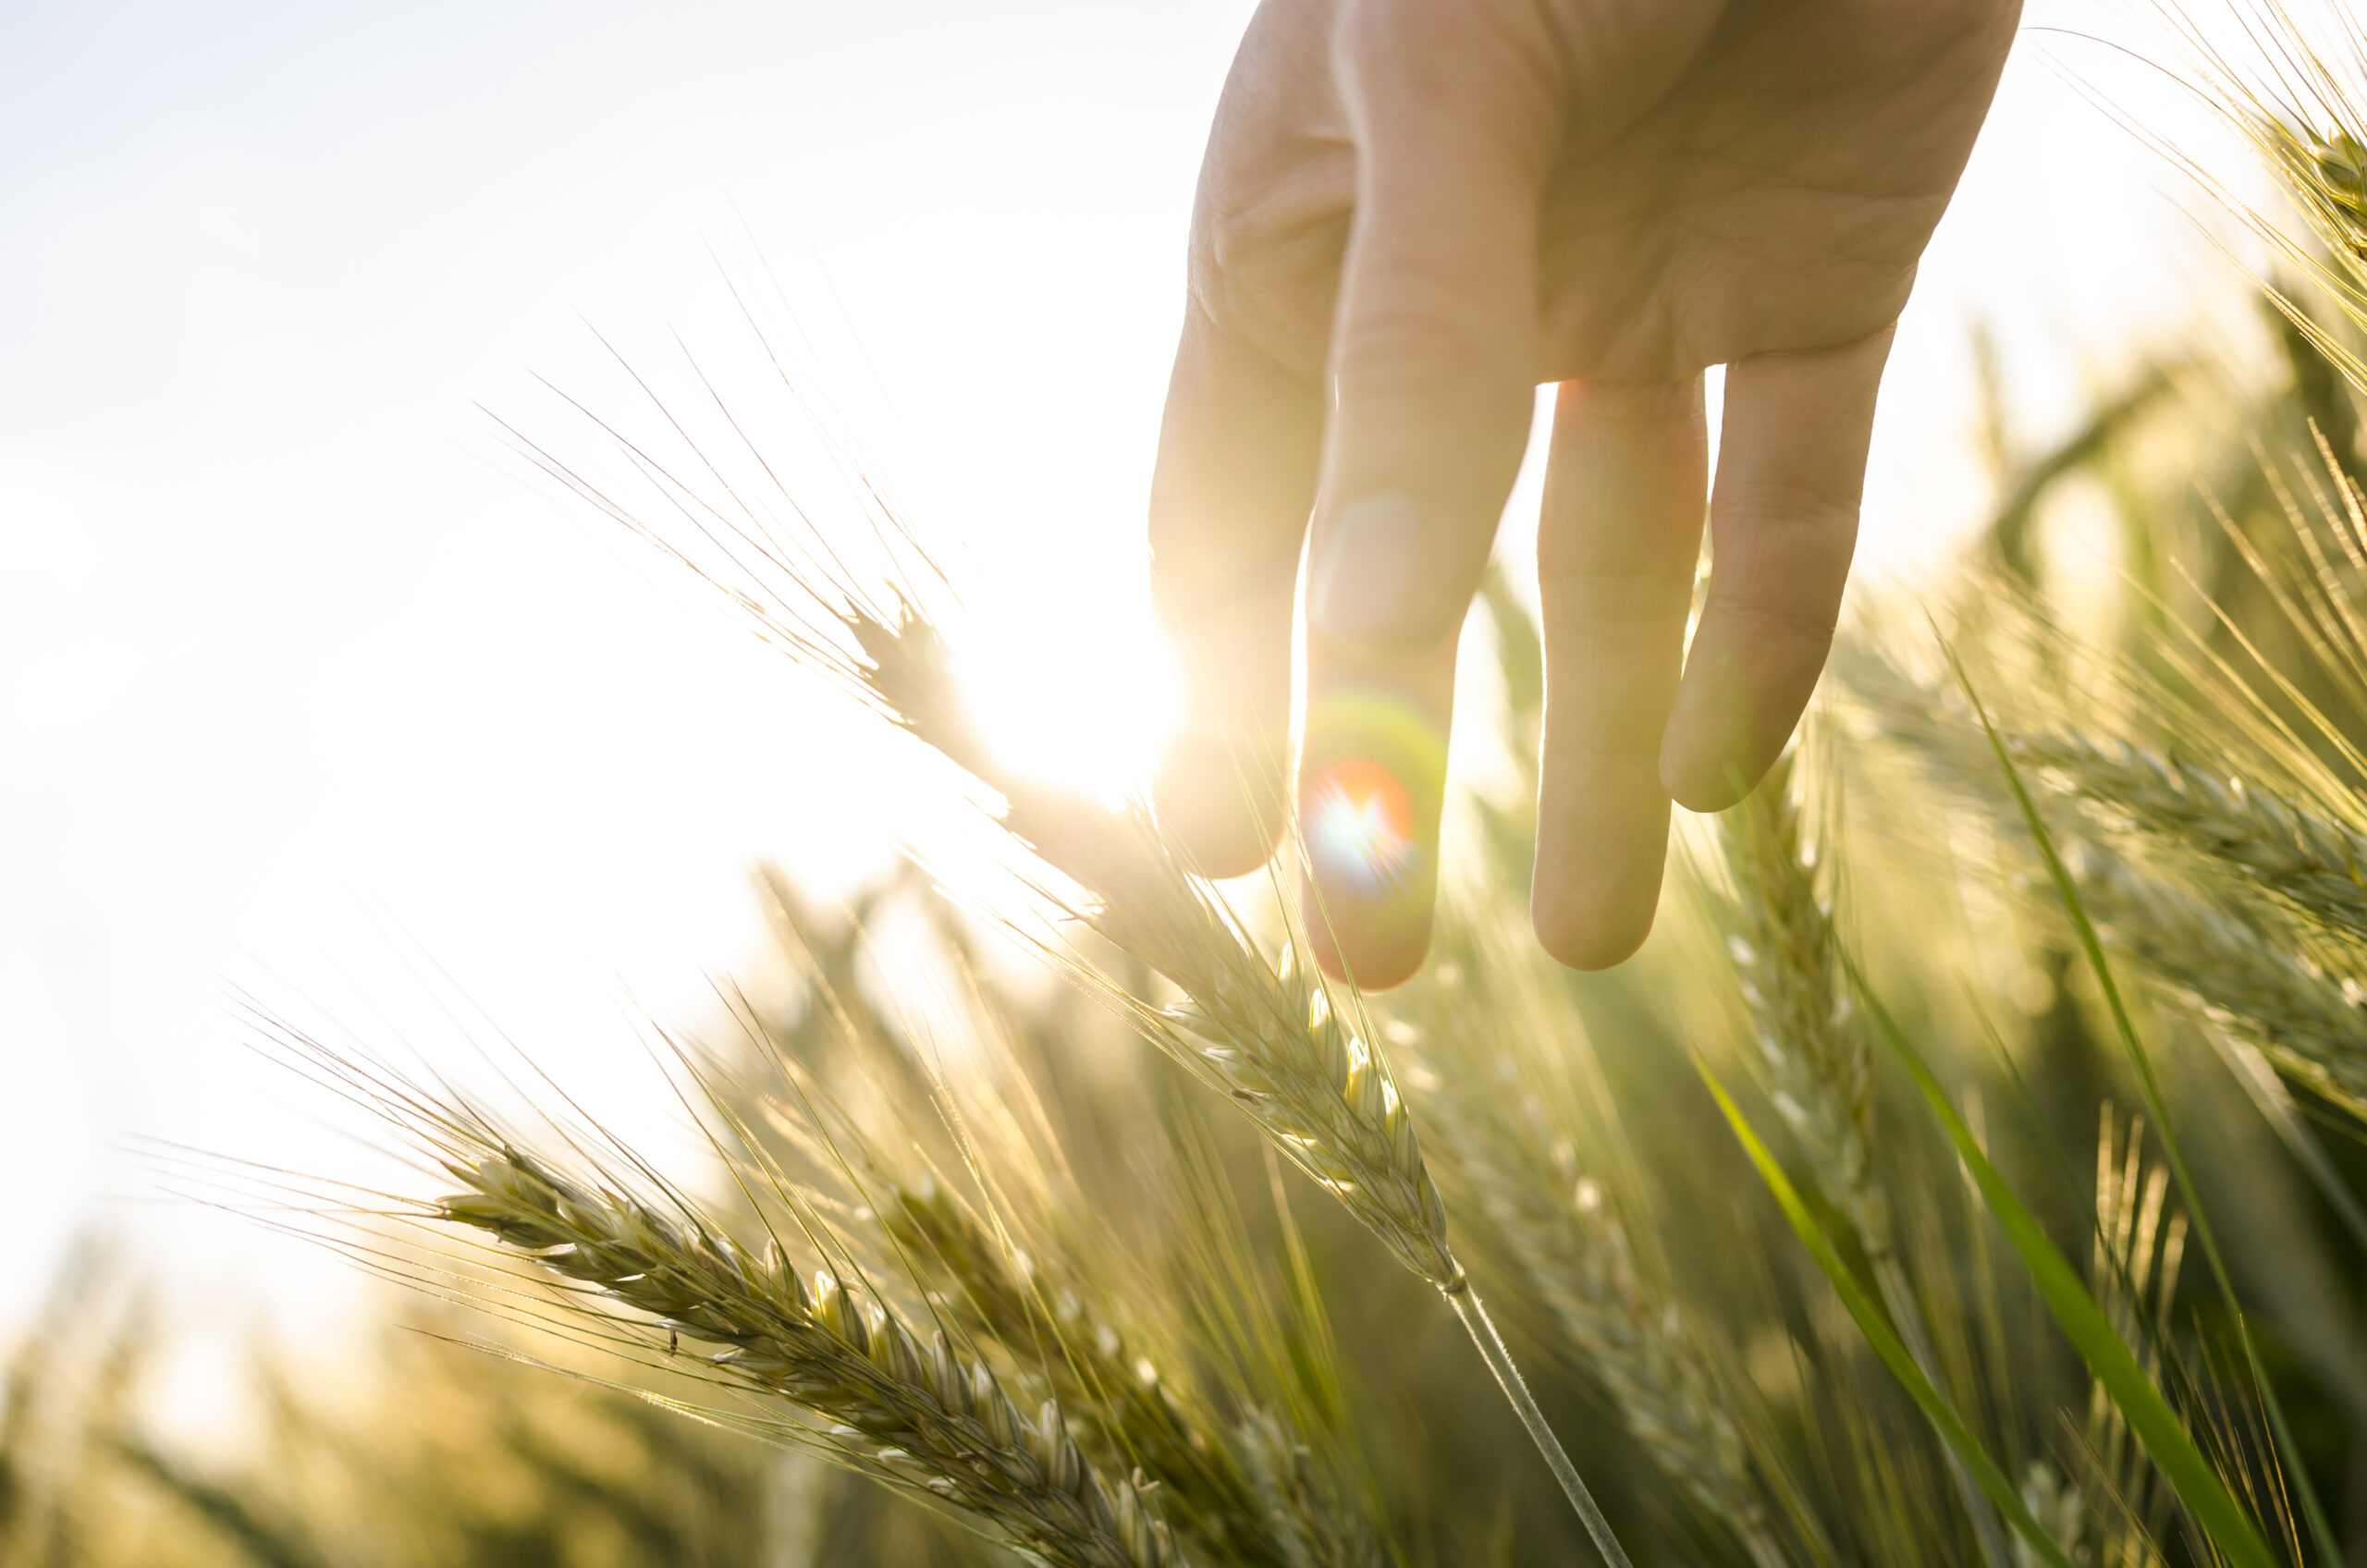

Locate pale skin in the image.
[1148,0,2021,986]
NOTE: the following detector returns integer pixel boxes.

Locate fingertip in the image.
[1529,787,1668,972]
[1657,639,1801,813]
[1302,876,1433,991]
[1294,665,1453,991]
[1659,741,1765,815]
[1154,729,1290,880]
[1530,879,1657,972]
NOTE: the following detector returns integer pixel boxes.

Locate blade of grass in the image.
[1835,952,2278,1568]
[1694,1058,2080,1568]
[1944,638,2334,1567]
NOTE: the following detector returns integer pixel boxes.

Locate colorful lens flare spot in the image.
[1306,757,1422,897]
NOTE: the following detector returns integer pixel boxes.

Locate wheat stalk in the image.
[1422,1057,1785,1568]
[1720,749,2015,1568]
[435,1144,1184,1568]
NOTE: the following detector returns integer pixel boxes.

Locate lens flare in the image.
[1306,757,1421,896]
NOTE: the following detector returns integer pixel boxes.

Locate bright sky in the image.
[0,0,2264,1334]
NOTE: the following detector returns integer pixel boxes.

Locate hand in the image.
[1147,0,2017,986]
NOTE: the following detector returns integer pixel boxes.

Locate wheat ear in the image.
[2006,732,2367,947]
[1839,643,2367,947]
[1842,655,2367,1117]
[882,1176,1296,1568]
[2068,840,2367,1114]
[854,606,1456,1289]
[437,1145,1184,1568]
[1722,751,2014,1568]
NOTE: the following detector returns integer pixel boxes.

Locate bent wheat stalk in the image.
[847,603,1631,1567]
[517,368,1626,1561]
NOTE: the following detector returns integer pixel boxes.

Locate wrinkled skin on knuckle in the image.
[1198,0,2011,385]
[1191,4,1355,374]
[1330,284,1530,390]
[1327,300,1536,496]
[1192,190,1351,376]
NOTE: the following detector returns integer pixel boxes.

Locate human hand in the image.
[1147,0,2017,986]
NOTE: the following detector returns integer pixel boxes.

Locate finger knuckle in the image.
[1701,594,1842,649]
[1332,292,1525,397]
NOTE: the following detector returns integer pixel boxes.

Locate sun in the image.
[952,594,1182,808]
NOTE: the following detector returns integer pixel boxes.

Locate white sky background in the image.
[0,0,2269,1339]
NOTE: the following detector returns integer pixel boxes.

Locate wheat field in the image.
[10,7,2367,1567]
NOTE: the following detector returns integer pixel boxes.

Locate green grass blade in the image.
[1838,954,2280,1568]
[1694,1058,2079,1568]
[1943,641,2336,1566]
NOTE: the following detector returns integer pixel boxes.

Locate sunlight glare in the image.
[1306,756,1420,896]
[954,594,1181,807]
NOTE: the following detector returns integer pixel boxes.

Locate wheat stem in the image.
[1400,972,1789,1566]
[1444,1280,1634,1568]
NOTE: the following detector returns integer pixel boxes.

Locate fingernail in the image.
[1310,492,1441,644]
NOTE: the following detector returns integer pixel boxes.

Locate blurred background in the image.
[0,0,2265,1422]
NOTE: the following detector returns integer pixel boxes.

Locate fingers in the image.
[1530,376,1708,971]
[1149,296,1326,878]
[1662,327,1895,812]
[1296,7,1564,986]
